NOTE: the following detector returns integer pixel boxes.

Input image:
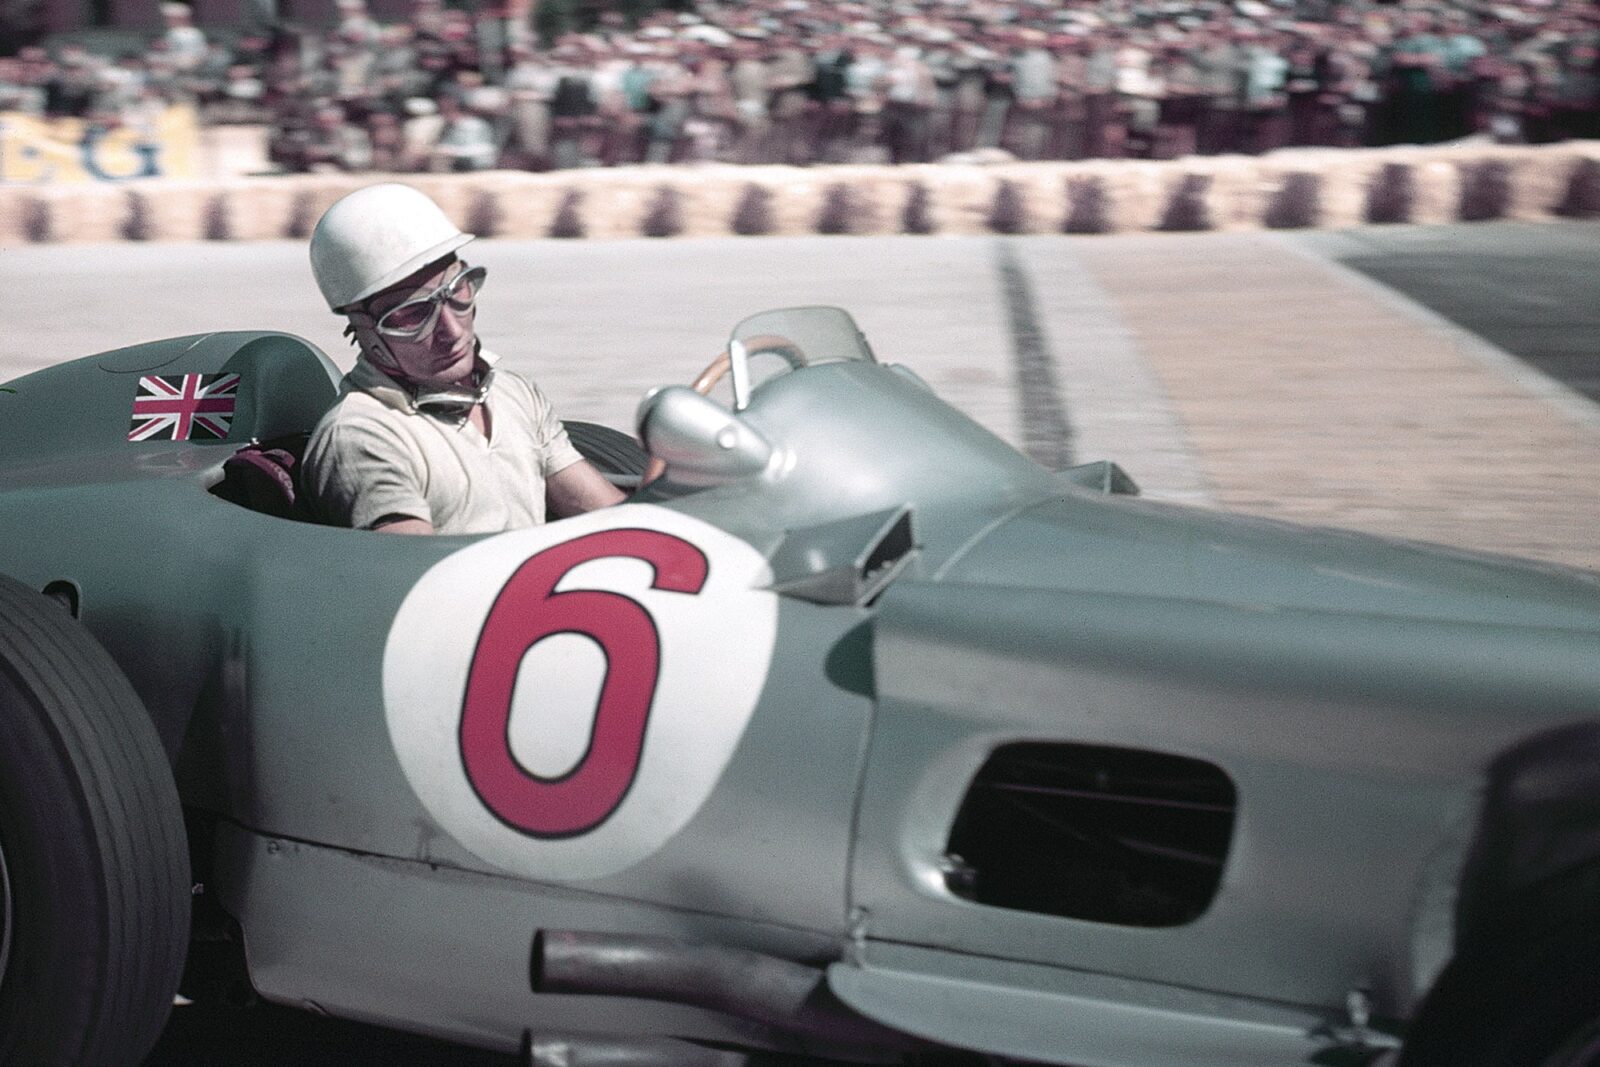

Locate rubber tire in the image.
[0,574,190,1067]
[563,420,649,479]
[1399,859,1600,1067]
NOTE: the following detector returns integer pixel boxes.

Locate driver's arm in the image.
[374,516,435,534]
[547,459,627,519]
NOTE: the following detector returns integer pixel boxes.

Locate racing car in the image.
[1,306,1598,1067]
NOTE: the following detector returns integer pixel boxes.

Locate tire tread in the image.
[0,574,188,1067]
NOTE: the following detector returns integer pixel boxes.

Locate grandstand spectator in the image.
[399,96,444,168]
[372,25,429,105]
[503,43,556,167]
[298,101,373,171]
[89,55,150,125]
[1007,30,1056,160]
[807,32,856,162]
[767,31,814,164]
[686,45,736,163]
[366,108,406,170]
[0,50,49,116]
[159,3,208,74]
[44,45,102,117]
[547,39,597,168]
[643,44,694,163]
[7,0,1597,173]
[329,0,381,102]
[429,92,497,171]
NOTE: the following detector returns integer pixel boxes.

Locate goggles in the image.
[365,263,487,340]
[414,363,495,421]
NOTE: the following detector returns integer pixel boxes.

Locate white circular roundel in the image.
[383,504,778,881]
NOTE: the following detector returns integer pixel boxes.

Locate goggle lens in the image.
[380,301,437,334]
[375,265,487,337]
[445,268,482,309]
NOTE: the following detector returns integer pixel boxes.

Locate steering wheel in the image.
[641,334,804,485]
[686,334,807,396]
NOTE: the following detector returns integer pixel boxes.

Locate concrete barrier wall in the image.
[3,141,1597,245]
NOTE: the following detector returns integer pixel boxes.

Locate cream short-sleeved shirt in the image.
[304,350,584,534]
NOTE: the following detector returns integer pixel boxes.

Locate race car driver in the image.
[303,183,625,533]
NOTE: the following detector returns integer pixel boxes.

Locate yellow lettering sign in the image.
[0,107,197,184]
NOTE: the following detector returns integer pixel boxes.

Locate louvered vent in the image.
[945,742,1236,927]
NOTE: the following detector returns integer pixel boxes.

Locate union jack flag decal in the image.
[128,373,240,442]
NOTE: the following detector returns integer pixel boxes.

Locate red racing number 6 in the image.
[459,529,709,838]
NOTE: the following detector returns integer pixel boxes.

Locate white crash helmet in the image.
[309,183,475,311]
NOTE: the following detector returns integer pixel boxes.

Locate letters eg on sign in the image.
[0,107,197,184]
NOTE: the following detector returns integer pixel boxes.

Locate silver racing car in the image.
[1,307,1598,1067]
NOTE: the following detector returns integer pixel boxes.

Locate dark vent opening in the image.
[861,511,914,582]
[946,742,1236,927]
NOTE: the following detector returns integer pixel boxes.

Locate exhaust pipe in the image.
[532,930,915,1051]
[529,1032,750,1067]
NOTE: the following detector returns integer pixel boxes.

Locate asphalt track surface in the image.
[1304,223,1600,404]
[0,220,1596,1065]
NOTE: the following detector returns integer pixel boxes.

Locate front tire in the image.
[563,421,649,485]
[1400,859,1600,1067]
[0,574,190,1067]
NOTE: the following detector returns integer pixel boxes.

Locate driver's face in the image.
[364,258,479,390]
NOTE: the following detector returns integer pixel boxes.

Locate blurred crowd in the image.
[2,0,1598,173]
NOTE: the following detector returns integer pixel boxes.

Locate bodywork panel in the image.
[213,822,842,1055]
[857,578,1600,1013]
[828,941,1336,1067]
[942,494,1600,632]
